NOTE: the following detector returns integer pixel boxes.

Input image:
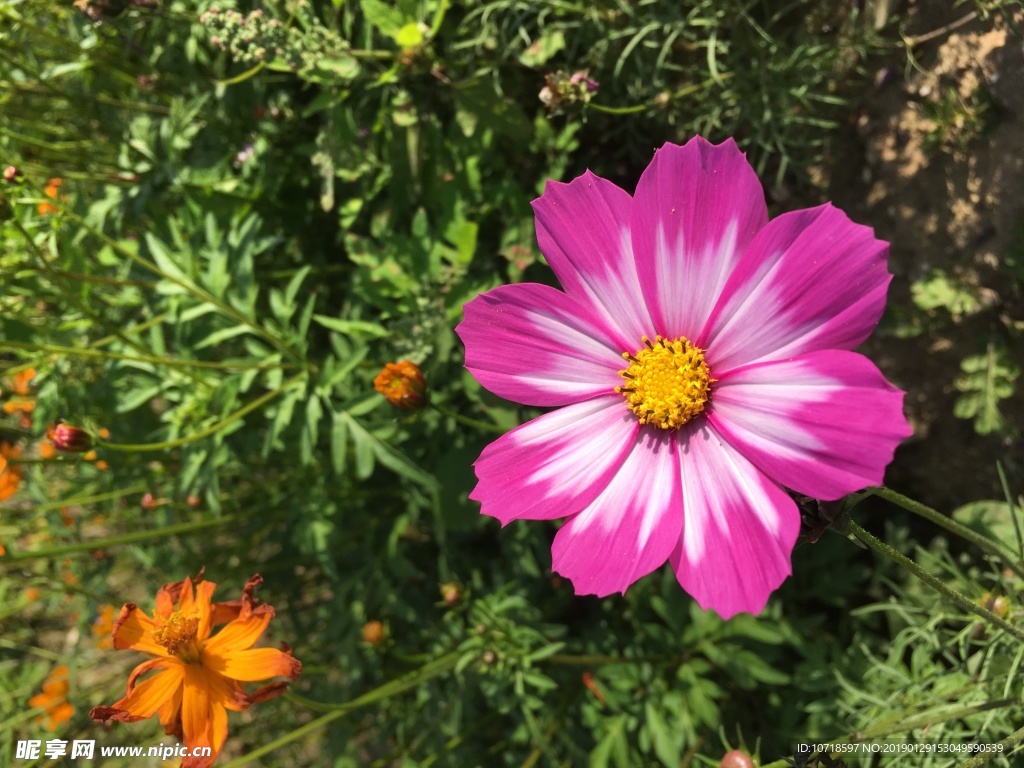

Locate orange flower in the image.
[38,177,62,215]
[3,368,35,417]
[24,586,41,602]
[90,574,301,768]
[39,441,56,459]
[0,441,24,501]
[93,604,116,649]
[29,666,75,731]
[373,360,427,410]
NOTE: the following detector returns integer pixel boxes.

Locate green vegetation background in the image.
[1,1,1022,766]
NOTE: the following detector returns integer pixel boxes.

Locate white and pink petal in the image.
[551,429,682,597]
[700,204,891,371]
[632,138,769,341]
[456,283,624,407]
[671,422,800,619]
[532,172,652,347]
[470,396,638,526]
[707,349,911,501]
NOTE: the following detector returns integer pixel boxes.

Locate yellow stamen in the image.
[152,611,201,661]
[615,335,714,430]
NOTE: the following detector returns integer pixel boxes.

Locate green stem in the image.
[0,515,237,561]
[871,486,1024,580]
[222,652,460,767]
[0,339,292,371]
[847,519,1024,644]
[28,483,148,512]
[589,74,731,115]
[953,722,1024,768]
[430,402,506,434]
[97,372,305,452]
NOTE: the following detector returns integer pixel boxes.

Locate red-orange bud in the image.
[46,422,93,453]
[720,750,755,768]
[373,361,426,410]
[362,620,385,645]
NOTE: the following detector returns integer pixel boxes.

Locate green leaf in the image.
[313,316,389,338]
[951,500,1020,544]
[360,0,405,37]
[519,31,565,67]
[953,343,1019,434]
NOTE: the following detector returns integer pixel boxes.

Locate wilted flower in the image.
[47,421,94,453]
[456,137,910,618]
[373,361,427,410]
[90,574,301,768]
[569,70,599,93]
[29,666,75,731]
[0,441,24,502]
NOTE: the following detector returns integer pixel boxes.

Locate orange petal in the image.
[156,677,184,732]
[93,660,184,722]
[202,613,272,655]
[202,646,301,682]
[193,580,217,641]
[113,604,167,656]
[180,666,219,766]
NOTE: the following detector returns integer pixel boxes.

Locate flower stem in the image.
[222,652,460,767]
[0,339,293,371]
[97,373,305,453]
[429,402,506,433]
[0,515,237,561]
[870,486,1024,580]
[846,519,1024,644]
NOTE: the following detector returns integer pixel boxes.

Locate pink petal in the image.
[456,283,624,406]
[551,429,682,597]
[532,172,652,348]
[707,349,911,500]
[471,396,638,526]
[700,204,891,371]
[671,422,799,619]
[632,138,768,340]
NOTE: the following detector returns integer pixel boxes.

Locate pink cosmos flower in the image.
[456,136,911,618]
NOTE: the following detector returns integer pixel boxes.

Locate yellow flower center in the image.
[616,335,714,430]
[152,611,201,662]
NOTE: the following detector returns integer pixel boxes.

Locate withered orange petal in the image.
[201,613,272,655]
[202,646,301,683]
[113,604,167,656]
[248,680,291,704]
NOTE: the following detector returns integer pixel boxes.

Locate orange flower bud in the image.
[361,620,385,645]
[373,361,427,410]
[46,421,94,453]
[440,582,462,607]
